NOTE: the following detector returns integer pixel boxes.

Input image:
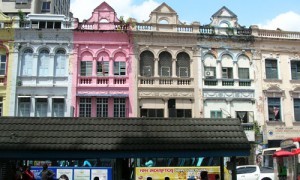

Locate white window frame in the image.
[38,50,50,76]
[52,98,65,117]
[21,50,33,76]
[54,53,66,77]
[35,98,48,117]
[18,98,31,117]
[161,66,170,77]
[179,67,188,77]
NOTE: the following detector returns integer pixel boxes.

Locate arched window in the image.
[54,49,66,76]
[221,54,233,79]
[159,52,172,77]
[140,51,154,77]
[38,49,50,76]
[203,54,217,79]
[80,51,93,76]
[237,55,250,79]
[159,19,169,24]
[0,48,6,75]
[176,52,190,77]
[21,49,33,76]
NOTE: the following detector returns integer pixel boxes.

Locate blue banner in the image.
[31,166,112,180]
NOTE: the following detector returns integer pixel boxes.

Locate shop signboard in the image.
[31,166,112,180]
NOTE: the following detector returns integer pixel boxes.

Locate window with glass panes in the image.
[294,98,300,121]
[222,67,233,79]
[80,61,92,76]
[96,98,108,117]
[79,98,91,117]
[18,98,30,117]
[114,62,126,76]
[176,52,190,77]
[159,52,172,77]
[236,111,254,123]
[140,109,164,117]
[54,50,66,77]
[35,98,48,117]
[210,111,222,118]
[0,53,6,75]
[268,97,281,121]
[52,98,64,117]
[140,51,154,77]
[0,97,2,116]
[21,49,33,76]
[265,59,278,79]
[97,61,109,76]
[42,1,51,12]
[291,61,300,80]
[38,49,50,76]
[238,68,249,79]
[114,98,126,117]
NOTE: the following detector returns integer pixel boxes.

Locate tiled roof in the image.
[0,117,250,158]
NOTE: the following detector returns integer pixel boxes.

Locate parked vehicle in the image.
[237,165,274,180]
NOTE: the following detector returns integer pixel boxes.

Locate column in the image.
[48,97,52,117]
[216,59,222,79]
[163,98,168,118]
[233,61,238,80]
[172,58,176,77]
[154,58,159,77]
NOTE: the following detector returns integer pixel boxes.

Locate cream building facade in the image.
[132,3,201,118]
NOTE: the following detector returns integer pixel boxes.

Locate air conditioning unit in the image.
[204,71,214,77]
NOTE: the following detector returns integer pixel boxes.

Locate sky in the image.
[70,0,300,31]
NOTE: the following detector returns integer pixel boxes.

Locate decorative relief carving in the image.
[139,90,193,98]
[203,90,254,99]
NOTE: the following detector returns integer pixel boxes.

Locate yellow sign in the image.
[135,166,230,180]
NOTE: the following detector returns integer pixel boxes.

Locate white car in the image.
[237,165,274,180]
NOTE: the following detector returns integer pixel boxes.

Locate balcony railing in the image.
[78,76,128,86]
[204,79,252,87]
[139,76,193,87]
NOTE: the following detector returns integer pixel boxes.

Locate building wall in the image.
[12,27,73,117]
[72,2,133,118]
[0,12,14,116]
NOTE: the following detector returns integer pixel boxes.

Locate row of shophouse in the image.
[1,2,300,162]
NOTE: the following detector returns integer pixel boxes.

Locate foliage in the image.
[18,10,24,22]
[253,121,261,135]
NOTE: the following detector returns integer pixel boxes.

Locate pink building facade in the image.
[72,2,134,117]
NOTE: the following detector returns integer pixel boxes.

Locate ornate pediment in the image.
[145,2,182,25]
[263,85,284,97]
[209,6,240,28]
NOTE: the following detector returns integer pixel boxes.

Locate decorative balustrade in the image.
[204,79,252,87]
[257,29,300,39]
[177,26,193,32]
[222,79,234,86]
[138,76,193,87]
[136,24,153,31]
[78,76,128,86]
[199,27,215,34]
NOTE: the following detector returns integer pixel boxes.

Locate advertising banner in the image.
[31,166,112,180]
[135,167,230,180]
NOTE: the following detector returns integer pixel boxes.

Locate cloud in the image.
[258,11,300,31]
[70,0,160,22]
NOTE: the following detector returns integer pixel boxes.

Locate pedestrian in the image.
[58,174,69,180]
[15,165,23,180]
[41,164,55,180]
[200,171,208,180]
[23,165,35,180]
